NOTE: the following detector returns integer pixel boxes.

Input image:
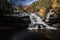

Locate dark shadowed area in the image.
[0,29,60,40]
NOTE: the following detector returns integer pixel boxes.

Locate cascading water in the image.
[28,13,57,30]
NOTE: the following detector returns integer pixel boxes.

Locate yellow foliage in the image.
[51,0,59,9]
[52,3,58,9]
[39,8,46,18]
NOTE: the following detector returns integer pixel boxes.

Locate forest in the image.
[0,0,60,40]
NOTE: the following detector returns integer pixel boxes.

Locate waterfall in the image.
[28,13,57,30]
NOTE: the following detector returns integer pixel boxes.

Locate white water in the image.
[28,13,57,30]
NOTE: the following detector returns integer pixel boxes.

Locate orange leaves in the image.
[23,6,30,11]
[39,8,47,17]
[39,8,46,14]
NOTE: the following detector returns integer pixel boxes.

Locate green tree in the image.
[0,0,14,15]
[27,0,52,12]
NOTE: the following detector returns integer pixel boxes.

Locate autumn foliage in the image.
[35,0,60,18]
[52,0,60,9]
[23,6,30,11]
[39,7,47,18]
